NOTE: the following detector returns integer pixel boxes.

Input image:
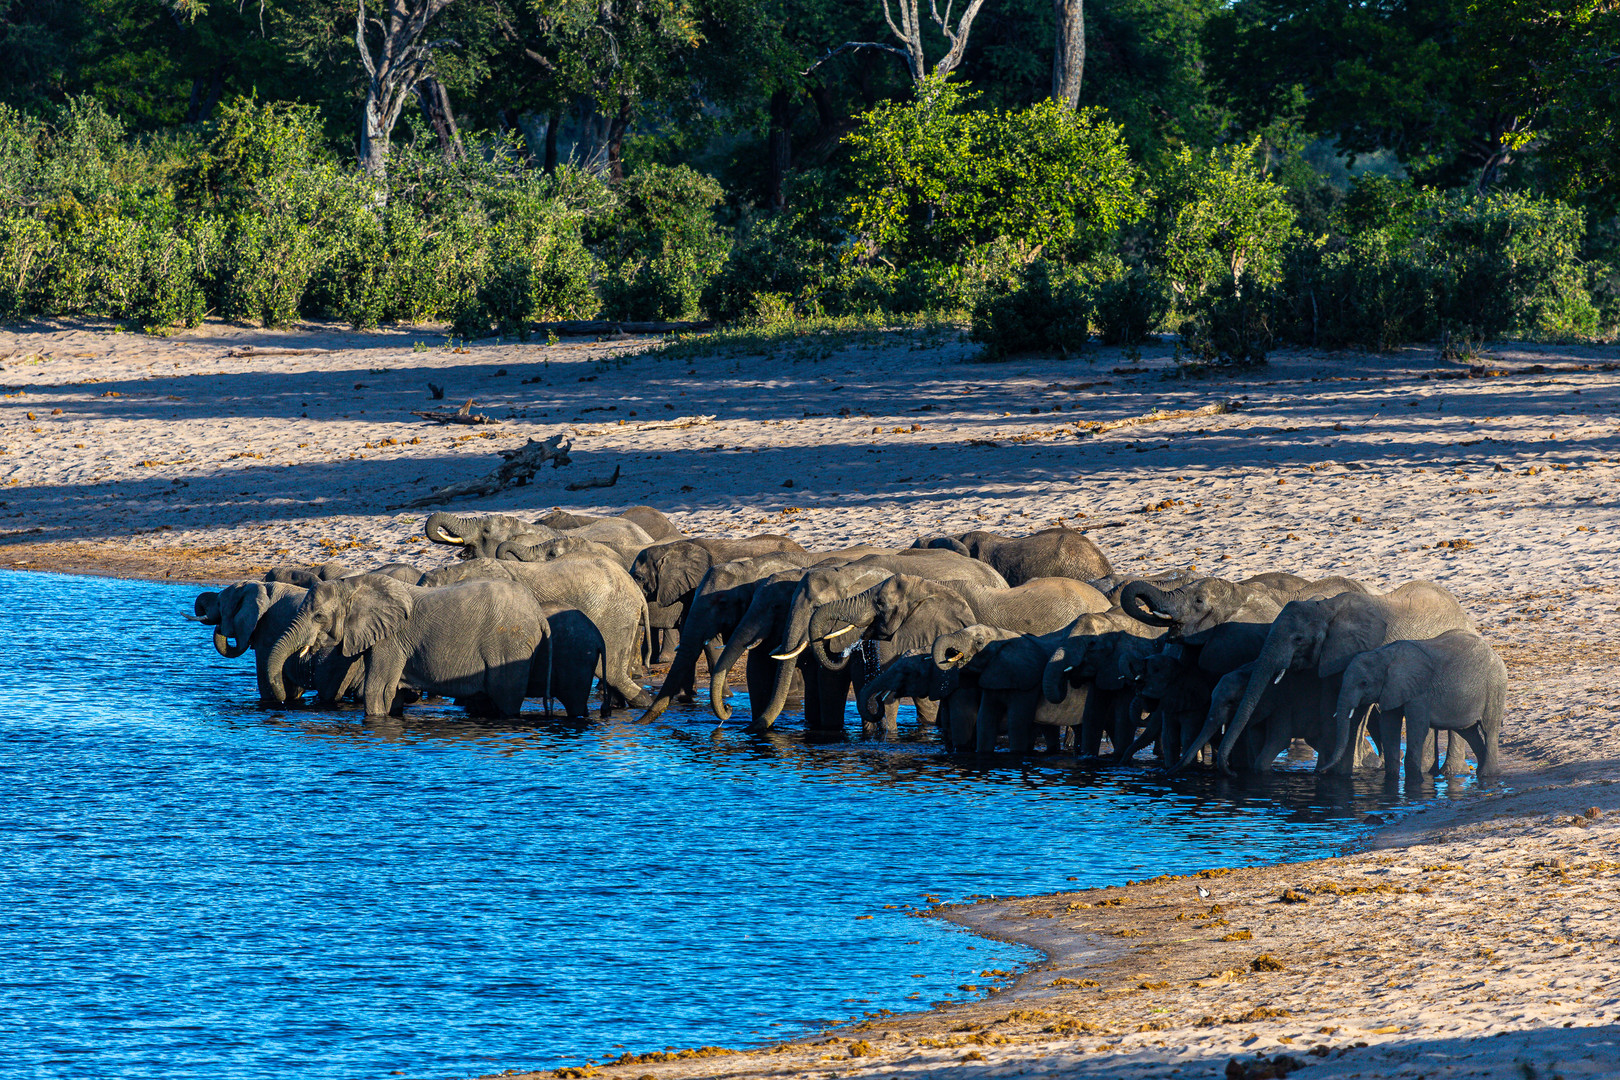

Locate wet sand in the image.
[2,317,1618,1077]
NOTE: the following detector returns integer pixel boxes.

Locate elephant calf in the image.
[1325,630,1507,777]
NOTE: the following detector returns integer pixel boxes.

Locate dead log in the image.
[225,346,332,358]
[1080,399,1241,437]
[387,434,572,509]
[565,464,621,491]
[412,399,496,425]
[533,319,713,336]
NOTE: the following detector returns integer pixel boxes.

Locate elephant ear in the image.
[886,591,974,652]
[340,577,415,657]
[976,636,1045,691]
[1317,596,1389,676]
[225,582,278,645]
[1195,622,1268,675]
[1369,642,1428,708]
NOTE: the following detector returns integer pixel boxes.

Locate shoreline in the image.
[5,318,1617,1078]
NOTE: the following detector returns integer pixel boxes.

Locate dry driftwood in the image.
[533,319,713,336]
[411,399,496,425]
[387,434,572,509]
[564,463,621,491]
[1081,399,1242,437]
[225,346,332,358]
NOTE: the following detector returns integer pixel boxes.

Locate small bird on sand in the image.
[1196,885,1211,899]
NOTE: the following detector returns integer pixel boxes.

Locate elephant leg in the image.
[1077,689,1107,758]
[744,649,776,725]
[1107,693,1140,762]
[1457,723,1494,776]
[1376,709,1404,781]
[976,693,1007,753]
[1005,694,1038,754]
[947,688,979,750]
[1251,727,1294,773]
[655,627,678,665]
[1062,725,1076,752]
[1440,729,1471,776]
[362,648,407,719]
[1041,725,1062,753]
[913,697,940,737]
[1122,709,1163,762]
[799,663,821,730]
[814,664,851,730]
[1405,713,1432,775]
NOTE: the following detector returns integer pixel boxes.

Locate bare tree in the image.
[415,75,465,161]
[1051,0,1084,107]
[806,0,991,84]
[356,0,456,179]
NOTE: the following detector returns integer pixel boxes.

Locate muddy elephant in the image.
[1211,580,1474,774]
[268,576,546,719]
[910,527,1111,585]
[1325,629,1506,777]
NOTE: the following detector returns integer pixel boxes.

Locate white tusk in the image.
[1273,669,1286,685]
[1149,610,1175,620]
[770,642,808,661]
[824,624,858,641]
[183,613,205,622]
[440,532,463,543]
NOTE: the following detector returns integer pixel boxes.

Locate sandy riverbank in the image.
[3,317,1618,1077]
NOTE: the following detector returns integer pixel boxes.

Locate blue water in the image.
[0,570,1459,1080]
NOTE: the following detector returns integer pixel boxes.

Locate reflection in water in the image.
[0,570,1468,1080]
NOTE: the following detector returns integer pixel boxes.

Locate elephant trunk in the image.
[424,511,475,546]
[932,537,971,556]
[1042,646,1075,704]
[265,609,315,704]
[808,596,872,673]
[214,626,250,659]
[1118,581,1179,629]
[1215,648,1288,775]
[706,631,758,723]
[495,541,532,561]
[1319,683,1365,774]
[860,669,897,718]
[193,592,221,625]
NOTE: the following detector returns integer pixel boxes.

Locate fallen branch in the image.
[565,463,620,491]
[1080,399,1241,437]
[533,319,713,336]
[571,414,716,436]
[411,399,496,425]
[387,434,572,509]
[225,346,331,358]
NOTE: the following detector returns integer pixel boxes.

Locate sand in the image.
[2,316,1617,1078]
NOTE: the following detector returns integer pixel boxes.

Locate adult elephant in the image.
[911,527,1111,585]
[804,575,1110,673]
[629,536,808,623]
[1119,573,1374,640]
[1039,611,1167,760]
[643,552,859,720]
[267,577,546,719]
[424,512,556,559]
[497,536,631,568]
[537,505,684,542]
[930,624,1086,752]
[420,555,651,710]
[1207,581,1475,775]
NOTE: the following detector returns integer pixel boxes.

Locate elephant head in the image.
[806,576,974,672]
[266,576,415,702]
[931,624,1016,670]
[629,541,714,608]
[1320,643,1416,773]
[1119,577,1279,637]
[211,581,287,659]
[860,653,960,717]
[190,590,222,626]
[1133,645,1187,699]
[768,565,892,665]
[711,574,802,725]
[424,512,552,559]
[1040,613,1123,703]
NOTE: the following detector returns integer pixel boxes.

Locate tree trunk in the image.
[1052,0,1085,107]
[606,97,634,183]
[766,89,794,212]
[544,107,561,174]
[355,0,456,180]
[416,76,464,161]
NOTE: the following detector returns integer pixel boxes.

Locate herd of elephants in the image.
[188,504,1507,778]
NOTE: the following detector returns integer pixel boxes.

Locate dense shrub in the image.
[595,163,726,321]
[1092,264,1172,345]
[970,260,1093,360]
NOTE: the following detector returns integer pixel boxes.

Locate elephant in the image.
[933,625,1087,752]
[189,580,357,705]
[804,574,1111,674]
[419,555,652,710]
[627,535,810,653]
[536,505,684,542]
[1175,662,1367,774]
[1324,630,1506,778]
[497,536,631,568]
[642,553,836,720]
[1040,611,1168,760]
[1119,573,1375,640]
[860,653,974,746]
[424,512,556,559]
[262,561,356,588]
[267,576,548,719]
[1121,645,1215,766]
[910,527,1111,585]
[1207,581,1475,775]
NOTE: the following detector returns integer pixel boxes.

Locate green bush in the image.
[970,260,1093,360]
[1179,280,1275,364]
[596,163,726,320]
[1092,265,1171,345]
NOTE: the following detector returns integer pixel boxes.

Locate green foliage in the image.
[1156,137,1299,299]
[595,163,726,321]
[1092,264,1172,345]
[970,259,1093,360]
[845,76,1144,266]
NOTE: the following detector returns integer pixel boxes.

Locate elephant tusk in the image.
[439,532,463,543]
[824,624,858,641]
[182,613,205,622]
[1148,610,1175,620]
[770,642,808,661]
[1273,669,1286,685]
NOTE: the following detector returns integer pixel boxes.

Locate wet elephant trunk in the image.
[1118,581,1180,628]
[707,627,756,723]
[265,609,315,703]
[424,511,477,546]
[1320,682,1366,774]
[1215,647,1288,775]
[643,608,722,720]
[214,626,250,659]
[1042,647,1075,704]
[808,595,871,673]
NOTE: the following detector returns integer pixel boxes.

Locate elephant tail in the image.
[639,597,652,666]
